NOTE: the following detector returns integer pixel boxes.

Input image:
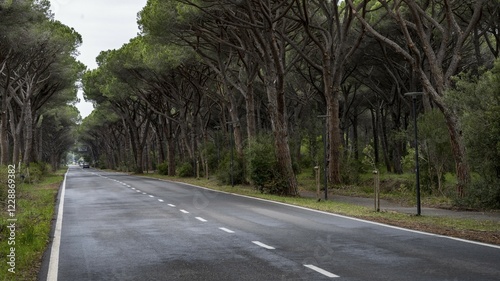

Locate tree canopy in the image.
[75,0,499,206]
[0,0,84,169]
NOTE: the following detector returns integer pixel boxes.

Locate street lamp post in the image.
[214,126,221,165]
[318,115,330,201]
[404,92,424,216]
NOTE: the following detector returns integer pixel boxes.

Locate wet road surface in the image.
[41,166,500,280]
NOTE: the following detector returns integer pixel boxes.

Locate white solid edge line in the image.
[219,227,235,233]
[47,171,67,281]
[304,264,339,278]
[161,180,500,250]
[196,217,207,222]
[252,241,275,250]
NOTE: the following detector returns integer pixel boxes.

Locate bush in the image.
[22,162,50,184]
[216,152,244,185]
[340,157,361,185]
[201,142,220,172]
[176,161,194,177]
[454,178,500,209]
[245,136,288,194]
[158,162,169,175]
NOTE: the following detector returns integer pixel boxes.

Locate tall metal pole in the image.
[405,92,423,216]
[412,96,421,216]
[323,120,328,201]
[229,123,234,187]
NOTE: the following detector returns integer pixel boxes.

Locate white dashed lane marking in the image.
[110,173,340,280]
[304,264,339,278]
[252,241,275,250]
[219,227,235,233]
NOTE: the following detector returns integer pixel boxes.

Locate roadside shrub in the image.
[340,157,361,185]
[245,136,288,194]
[158,162,168,175]
[454,178,500,209]
[201,142,220,172]
[216,152,244,185]
[176,161,193,177]
[23,162,49,184]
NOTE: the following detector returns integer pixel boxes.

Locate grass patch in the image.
[140,174,500,245]
[0,168,65,281]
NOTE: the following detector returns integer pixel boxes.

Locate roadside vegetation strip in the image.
[0,167,65,281]
[138,174,500,246]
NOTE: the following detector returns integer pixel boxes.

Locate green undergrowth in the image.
[0,168,65,281]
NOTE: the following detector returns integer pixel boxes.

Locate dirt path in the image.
[300,190,500,222]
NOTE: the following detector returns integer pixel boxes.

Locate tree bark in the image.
[0,102,9,165]
[23,99,33,164]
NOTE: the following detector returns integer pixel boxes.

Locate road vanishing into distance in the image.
[40,166,500,281]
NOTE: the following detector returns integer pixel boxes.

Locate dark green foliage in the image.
[158,162,169,175]
[340,157,361,185]
[454,178,500,209]
[24,162,50,184]
[201,142,220,172]
[417,109,453,194]
[216,152,245,185]
[176,161,194,177]
[245,136,288,194]
[447,58,500,207]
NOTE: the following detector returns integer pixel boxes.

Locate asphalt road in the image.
[40,166,500,280]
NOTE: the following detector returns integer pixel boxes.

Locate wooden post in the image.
[373,170,380,212]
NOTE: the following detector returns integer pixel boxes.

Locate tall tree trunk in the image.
[352,113,359,161]
[166,120,176,176]
[266,82,297,196]
[227,95,244,157]
[441,106,469,197]
[0,106,9,165]
[326,92,342,185]
[245,83,257,141]
[23,101,33,164]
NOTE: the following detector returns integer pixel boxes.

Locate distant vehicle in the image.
[82,163,90,168]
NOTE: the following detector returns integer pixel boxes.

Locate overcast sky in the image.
[49,0,148,118]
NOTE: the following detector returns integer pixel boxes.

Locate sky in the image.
[48,0,148,119]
